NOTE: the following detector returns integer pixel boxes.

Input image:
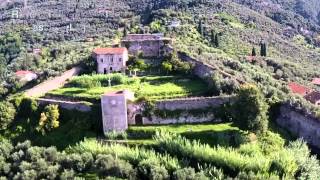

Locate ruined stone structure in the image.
[101,90,134,133]
[127,96,234,125]
[276,104,320,149]
[93,47,128,74]
[121,34,172,57]
[37,98,92,112]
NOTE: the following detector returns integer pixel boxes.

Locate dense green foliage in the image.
[232,84,269,134]
[0,101,16,131]
[36,104,60,135]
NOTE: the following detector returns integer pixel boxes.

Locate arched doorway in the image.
[135,114,143,125]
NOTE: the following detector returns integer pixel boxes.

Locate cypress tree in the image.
[214,34,219,47]
[252,47,256,56]
[211,30,215,45]
[198,20,203,36]
[260,42,267,57]
[123,26,127,37]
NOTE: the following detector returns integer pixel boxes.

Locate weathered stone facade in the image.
[121,34,172,57]
[276,104,320,149]
[93,48,128,74]
[101,90,134,133]
[156,96,233,111]
[127,96,234,125]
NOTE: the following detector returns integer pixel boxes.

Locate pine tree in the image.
[252,47,256,56]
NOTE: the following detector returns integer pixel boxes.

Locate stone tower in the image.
[101,90,134,133]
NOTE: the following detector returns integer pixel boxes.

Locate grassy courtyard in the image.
[47,75,209,101]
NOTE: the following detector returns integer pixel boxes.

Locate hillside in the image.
[0,0,317,117]
[1,0,320,179]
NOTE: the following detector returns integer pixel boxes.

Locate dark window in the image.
[100,59,103,63]
[110,67,113,71]
[119,58,122,62]
[135,114,143,125]
[104,68,107,74]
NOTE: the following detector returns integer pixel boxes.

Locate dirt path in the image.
[25,67,82,97]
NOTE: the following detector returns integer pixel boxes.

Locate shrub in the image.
[138,158,169,180]
[69,74,131,88]
[17,98,38,117]
[288,139,320,180]
[36,104,60,135]
[153,131,271,177]
[0,101,16,130]
[104,131,128,140]
[173,167,210,180]
[232,84,269,134]
[95,154,136,179]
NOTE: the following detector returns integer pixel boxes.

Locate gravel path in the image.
[25,67,82,97]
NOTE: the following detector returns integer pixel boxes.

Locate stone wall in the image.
[177,52,216,85]
[37,98,92,112]
[121,40,163,57]
[177,52,245,84]
[128,96,234,125]
[276,104,320,149]
[156,96,234,111]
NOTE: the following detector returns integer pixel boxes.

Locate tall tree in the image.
[260,42,267,57]
[252,47,256,56]
[210,30,215,46]
[232,84,269,134]
[214,34,219,47]
[198,20,204,36]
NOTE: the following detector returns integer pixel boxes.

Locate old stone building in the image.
[93,47,128,74]
[121,34,172,57]
[101,90,134,133]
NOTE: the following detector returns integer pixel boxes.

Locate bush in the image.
[104,131,128,140]
[69,73,132,88]
[173,167,210,180]
[0,101,16,130]
[153,131,271,177]
[288,139,320,180]
[36,104,60,135]
[232,84,269,134]
[95,154,136,179]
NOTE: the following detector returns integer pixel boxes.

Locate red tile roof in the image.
[312,78,320,85]
[304,91,320,104]
[15,70,35,76]
[288,82,312,96]
[93,47,127,55]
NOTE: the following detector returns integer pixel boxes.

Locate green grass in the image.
[47,75,208,101]
[126,123,248,147]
